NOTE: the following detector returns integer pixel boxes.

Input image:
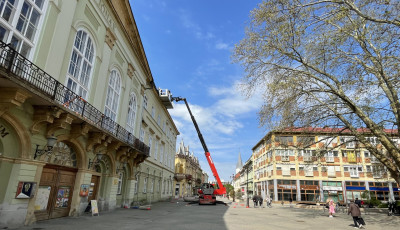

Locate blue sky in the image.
[130,0,266,182]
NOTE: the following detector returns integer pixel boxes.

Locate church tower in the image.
[236,151,243,174]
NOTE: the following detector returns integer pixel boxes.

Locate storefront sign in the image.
[323,186,342,191]
[300,185,319,190]
[346,186,365,190]
[369,187,389,191]
[278,184,297,189]
[15,181,36,198]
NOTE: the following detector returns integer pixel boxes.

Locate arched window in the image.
[105,69,121,121]
[0,0,47,58]
[66,30,95,100]
[126,92,137,133]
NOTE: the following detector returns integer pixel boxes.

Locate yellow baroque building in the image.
[174,140,205,198]
[0,0,178,228]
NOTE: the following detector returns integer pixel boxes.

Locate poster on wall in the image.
[80,184,89,197]
[34,186,51,211]
[15,181,36,199]
[56,187,70,208]
[91,200,99,216]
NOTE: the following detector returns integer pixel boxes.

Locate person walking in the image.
[252,194,258,208]
[348,200,364,229]
[355,198,362,208]
[328,199,336,217]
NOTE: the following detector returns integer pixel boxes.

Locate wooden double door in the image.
[35,165,77,221]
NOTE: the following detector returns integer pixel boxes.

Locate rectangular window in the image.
[154,141,158,160]
[143,177,147,193]
[275,136,293,144]
[148,136,152,156]
[297,136,315,145]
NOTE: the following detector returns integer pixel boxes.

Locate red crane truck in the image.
[172,97,226,205]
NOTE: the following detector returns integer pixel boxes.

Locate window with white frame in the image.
[157,115,161,126]
[151,106,155,118]
[318,136,337,147]
[148,136,152,156]
[143,177,147,193]
[150,179,154,193]
[364,151,371,158]
[126,92,137,133]
[340,136,356,148]
[344,166,361,177]
[0,0,47,58]
[143,94,148,110]
[160,144,164,163]
[139,127,144,142]
[117,172,123,195]
[372,164,385,178]
[104,70,121,121]
[66,29,95,100]
[154,140,158,160]
[365,137,379,145]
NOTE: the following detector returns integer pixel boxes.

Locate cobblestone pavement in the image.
[12,198,400,230]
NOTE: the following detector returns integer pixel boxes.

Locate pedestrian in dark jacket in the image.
[355,198,362,207]
[348,201,363,228]
[252,195,258,208]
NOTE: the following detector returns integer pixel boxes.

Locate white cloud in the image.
[215,42,229,50]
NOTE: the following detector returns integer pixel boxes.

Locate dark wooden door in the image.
[34,165,77,220]
[88,175,100,202]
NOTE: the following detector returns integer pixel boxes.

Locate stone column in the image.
[274,179,278,201]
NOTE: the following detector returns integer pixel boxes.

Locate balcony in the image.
[282,156,290,161]
[326,156,334,162]
[0,42,149,160]
[304,156,314,162]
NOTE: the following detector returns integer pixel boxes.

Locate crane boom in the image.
[172,97,226,195]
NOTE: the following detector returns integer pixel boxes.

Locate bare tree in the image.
[233,0,400,184]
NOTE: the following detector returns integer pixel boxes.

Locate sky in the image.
[130,0,266,182]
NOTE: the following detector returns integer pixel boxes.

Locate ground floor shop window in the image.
[393,183,399,200]
[277,180,296,201]
[369,182,390,201]
[300,180,319,202]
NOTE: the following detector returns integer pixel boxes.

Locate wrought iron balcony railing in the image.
[0,41,149,157]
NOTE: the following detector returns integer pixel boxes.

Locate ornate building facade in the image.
[0,0,177,228]
[174,140,205,197]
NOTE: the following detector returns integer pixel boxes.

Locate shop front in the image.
[277,180,297,201]
[299,180,320,202]
[345,181,365,202]
[369,182,391,201]
[322,181,344,204]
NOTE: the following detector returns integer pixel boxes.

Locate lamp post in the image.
[246,165,249,208]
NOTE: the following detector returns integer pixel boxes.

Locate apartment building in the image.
[0,0,177,228]
[252,128,400,204]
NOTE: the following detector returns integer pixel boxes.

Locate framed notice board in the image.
[91,200,99,216]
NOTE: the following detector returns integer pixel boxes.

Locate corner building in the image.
[252,128,400,204]
[0,0,178,228]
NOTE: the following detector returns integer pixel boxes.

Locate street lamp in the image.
[246,165,249,208]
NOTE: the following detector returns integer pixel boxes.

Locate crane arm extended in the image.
[172,97,226,195]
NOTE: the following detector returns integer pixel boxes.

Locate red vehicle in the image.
[172,97,226,205]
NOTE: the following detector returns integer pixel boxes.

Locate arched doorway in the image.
[34,142,78,220]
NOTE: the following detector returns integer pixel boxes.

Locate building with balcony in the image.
[0,0,177,228]
[252,128,400,205]
[174,140,205,198]
[237,157,253,200]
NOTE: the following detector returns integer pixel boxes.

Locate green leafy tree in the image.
[233,0,400,184]
[224,184,234,196]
